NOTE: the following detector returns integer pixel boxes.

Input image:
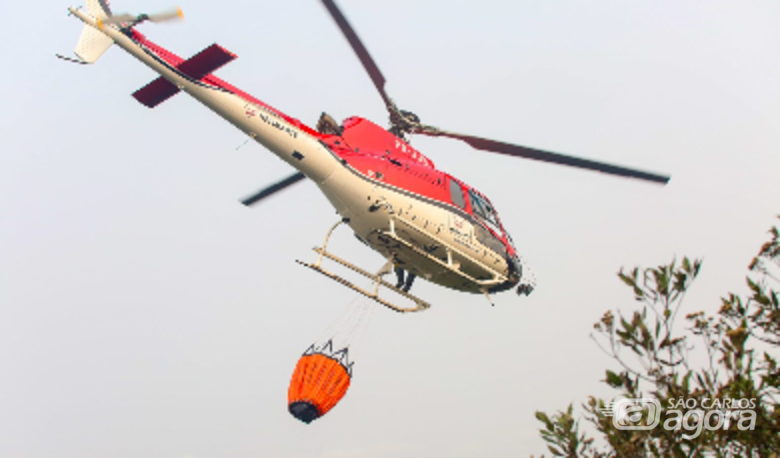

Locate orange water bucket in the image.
[287,341,353,423]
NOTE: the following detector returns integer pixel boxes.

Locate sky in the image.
[2,1,780,457]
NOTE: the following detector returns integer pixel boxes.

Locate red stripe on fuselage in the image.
[129,29,320,137]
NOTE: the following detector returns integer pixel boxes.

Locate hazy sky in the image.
[2,1,779,457]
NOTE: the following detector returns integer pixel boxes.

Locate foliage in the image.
[532,217,780,458]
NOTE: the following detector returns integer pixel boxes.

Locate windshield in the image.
[468,190,503,236]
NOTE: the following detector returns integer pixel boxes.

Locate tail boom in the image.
[67,6,338,185]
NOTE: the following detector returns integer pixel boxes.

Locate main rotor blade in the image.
[241,172,306,206]
[431,130,670,184]
[321,0,394,110]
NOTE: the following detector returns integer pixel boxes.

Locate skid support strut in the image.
[297,219,431,313]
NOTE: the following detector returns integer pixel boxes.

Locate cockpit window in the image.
[468,190,502,235]
[474,223,507,256]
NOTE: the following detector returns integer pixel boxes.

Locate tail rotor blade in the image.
[241,172,306,206]
[99,13,135,25]
[99,7,183,26]
[147,7,184,23]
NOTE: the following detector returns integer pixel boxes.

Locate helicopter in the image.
[62,0,670,312]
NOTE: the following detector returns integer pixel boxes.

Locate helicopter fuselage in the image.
[69,7,524,295]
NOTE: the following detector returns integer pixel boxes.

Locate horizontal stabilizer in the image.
[133,44,236,108]
[132,77,180,107]
[178,44,236,79]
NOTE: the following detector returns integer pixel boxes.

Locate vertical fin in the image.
[74,25,114,63]
[72,0,114,63]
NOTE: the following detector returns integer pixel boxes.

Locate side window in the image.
[449,179,466,209]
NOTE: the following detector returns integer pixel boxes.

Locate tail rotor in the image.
[98,7,184,28]
[61,3,184,64]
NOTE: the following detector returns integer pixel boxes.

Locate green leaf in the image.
[682,371,692,392]
[535,411,554,430]
[657,269,669,296]
[747,277,760,294]
[618,271,635,287]
[606,370,623,388]
[548,445,565,457]
[673,272,687,293]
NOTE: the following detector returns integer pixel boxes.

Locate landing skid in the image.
[297,220,431,313]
